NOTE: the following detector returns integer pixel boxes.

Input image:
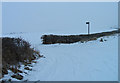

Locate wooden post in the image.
[86,22,90,35]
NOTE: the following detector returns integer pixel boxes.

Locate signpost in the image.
[86,22,90,35]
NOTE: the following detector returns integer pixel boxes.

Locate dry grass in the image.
[41,29,120,44]
[2,37,43,79]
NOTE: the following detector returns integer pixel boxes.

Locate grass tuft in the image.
[1,37,43,80]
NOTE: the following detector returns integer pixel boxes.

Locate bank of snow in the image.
[2,33,118,81]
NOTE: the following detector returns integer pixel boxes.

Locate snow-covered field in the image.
[2,32,118,81]
[1,2,118,81]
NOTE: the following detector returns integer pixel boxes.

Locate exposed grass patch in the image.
[2,37,43,80]
[11,74,23,80]
[41,29,120,44]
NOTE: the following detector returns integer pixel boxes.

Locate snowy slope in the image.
[2,32,118,81]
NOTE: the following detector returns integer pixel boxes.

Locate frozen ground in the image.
[2,2,118,81]
[2,32,118,81]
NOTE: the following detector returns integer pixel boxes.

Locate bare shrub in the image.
[2,37,42,78]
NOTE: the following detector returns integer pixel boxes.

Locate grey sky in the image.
[2,0,119,2]
[2,2,118,34]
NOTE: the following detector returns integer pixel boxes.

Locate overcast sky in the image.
[2,2,118,34]
[2,0,119,2]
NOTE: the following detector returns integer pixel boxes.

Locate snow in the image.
[2,32,118,81]
[1,2,118,81]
